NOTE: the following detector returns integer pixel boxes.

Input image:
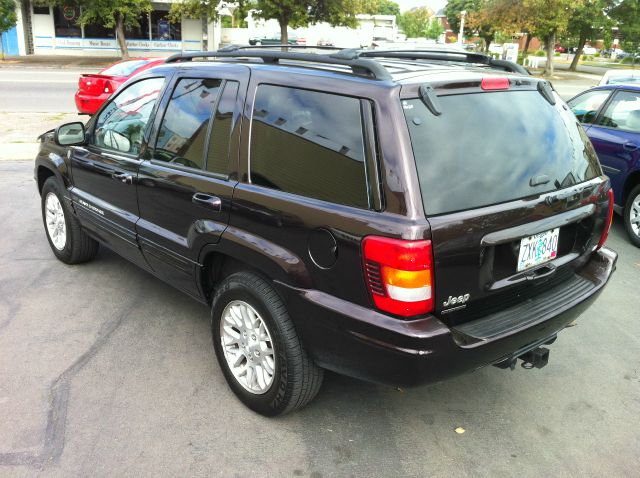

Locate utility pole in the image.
[458,10,466,47]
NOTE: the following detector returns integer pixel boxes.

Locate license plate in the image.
[517,228,560,272]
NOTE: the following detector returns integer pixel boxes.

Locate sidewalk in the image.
[0,112,83,160]
[0,54,122,70]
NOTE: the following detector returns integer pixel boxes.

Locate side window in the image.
[250,85,369,209]
[596,90,640,132]
[93,77,164,155]
[568,89,611,124]
[207,81,239,174]
[155,78,222,169]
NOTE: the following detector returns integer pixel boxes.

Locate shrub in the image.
[554,52,560,56]
[581,54,587,60]
[594,52,600,58]
[534,50,546,57]
[621,56,637,64]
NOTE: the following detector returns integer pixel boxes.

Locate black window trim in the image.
[89,75,167,161]
[247,82,381,211]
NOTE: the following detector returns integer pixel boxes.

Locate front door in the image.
[136,65,249,297]
[70,76,167,266]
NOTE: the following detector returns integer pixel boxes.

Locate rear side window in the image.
[250,85,369,209]
[155,78,221,169]
[596,90,640,132]
[404,90,601,216]
[207,81,239,174]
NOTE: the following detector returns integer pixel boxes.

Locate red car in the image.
[74,58,165,115]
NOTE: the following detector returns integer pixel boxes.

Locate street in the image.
[1,60,638,477]
[0,68,91,113]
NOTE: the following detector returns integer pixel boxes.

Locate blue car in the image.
[568,84,640,246]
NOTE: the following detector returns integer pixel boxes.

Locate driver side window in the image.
[93,77,165,155]
[568,89,611,125]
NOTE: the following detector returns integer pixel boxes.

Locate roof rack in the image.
[165,46,393,81]
[165,45,529,80]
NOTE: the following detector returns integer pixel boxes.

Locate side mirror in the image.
[54,122,86,146]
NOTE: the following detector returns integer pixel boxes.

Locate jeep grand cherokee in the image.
[34,46,617,416]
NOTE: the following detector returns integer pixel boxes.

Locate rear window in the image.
[403,90,601,216]
[101,59,152,77]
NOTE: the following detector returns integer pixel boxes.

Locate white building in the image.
[12,0,205,57]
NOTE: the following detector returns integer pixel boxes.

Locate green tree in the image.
[370,0,401,17]
[446,0,496,49]
[525,0,580,76]
[425,18,444,40]
[399,7,433,38]
[0,0,17,60]
[611,0,640,62]
[566,0,613,71]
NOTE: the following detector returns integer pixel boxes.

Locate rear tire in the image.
[623,185,640,247]
[211,271,323,416]
[41,177,99,264]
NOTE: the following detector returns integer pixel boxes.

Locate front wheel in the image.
[624,185,640,247]
[41,177,99,263]
[211,271,323,416]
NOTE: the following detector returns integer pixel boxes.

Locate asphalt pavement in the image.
[0,161,639,477]
[0,69,86,113]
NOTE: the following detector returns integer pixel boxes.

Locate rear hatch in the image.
[401,77,610,326]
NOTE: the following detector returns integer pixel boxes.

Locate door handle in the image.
[112,172,133,184]
[623,142,639,151]
[192,193,222,211]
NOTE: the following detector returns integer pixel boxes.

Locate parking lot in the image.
[1,155,639,477]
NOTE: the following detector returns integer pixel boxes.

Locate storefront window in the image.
[124,13,150,40]
[53,6,81,37]
[151,10,181,40]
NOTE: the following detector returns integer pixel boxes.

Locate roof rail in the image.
[165,47,393,81]
[353,49,530,75]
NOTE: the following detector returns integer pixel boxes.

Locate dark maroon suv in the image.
[34,47,617,416]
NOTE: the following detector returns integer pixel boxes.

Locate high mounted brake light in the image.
[596,188,614,250]
[481,77,510,90]
[362,236,434,317]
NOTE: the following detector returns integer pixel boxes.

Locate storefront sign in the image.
[48,37,193,51]
[62,6,77,21]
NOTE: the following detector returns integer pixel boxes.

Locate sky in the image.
[395,0,448,13]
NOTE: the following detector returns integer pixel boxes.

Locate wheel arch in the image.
[623,169,640,205]
[197,227,312,303]
[35,150,71,195]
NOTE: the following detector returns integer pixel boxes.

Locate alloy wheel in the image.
[220,300,276,394]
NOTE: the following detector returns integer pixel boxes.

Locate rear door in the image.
[582,89,640,207]
[402,84,610,326]
[70,75,167,267]
[136,65,249,297]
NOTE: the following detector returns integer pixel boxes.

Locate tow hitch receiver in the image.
[519,347,549,369]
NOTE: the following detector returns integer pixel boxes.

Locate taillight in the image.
[596,188,614,250]
[362,236,434,317]
[481,77,510,90]
[103,81,112,94]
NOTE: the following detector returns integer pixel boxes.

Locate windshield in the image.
[101,59,152,77]
[403,90,601,216]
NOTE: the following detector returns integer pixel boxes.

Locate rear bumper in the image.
[279,247,617,386]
